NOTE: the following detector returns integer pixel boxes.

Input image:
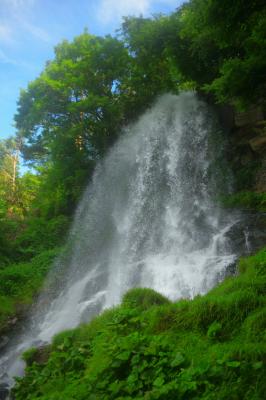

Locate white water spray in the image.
[1,93,239,387]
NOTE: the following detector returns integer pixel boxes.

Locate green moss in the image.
[13,248,266,400]
[221,191,266,212]
[122,287,170,310]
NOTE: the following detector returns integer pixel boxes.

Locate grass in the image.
[0,248,60,333]
[13,247,266,399]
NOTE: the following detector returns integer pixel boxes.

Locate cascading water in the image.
[1,92,240,389]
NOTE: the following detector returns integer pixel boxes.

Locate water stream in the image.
[1,93,243,391]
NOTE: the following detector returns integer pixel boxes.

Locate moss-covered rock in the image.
[122,287,170,310]
[22,346,51,367]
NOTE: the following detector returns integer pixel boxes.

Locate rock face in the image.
[256,156,266,192]
[224,106,266,192]
[223,211,266,259]
[0,337,9,351]
[249,135,266,153]
[234,105,264,127]
[0,317,18,355]
[196,94,265,192]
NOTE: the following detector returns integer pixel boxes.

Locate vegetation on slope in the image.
[0,248,59,333]
[13,248,266,399]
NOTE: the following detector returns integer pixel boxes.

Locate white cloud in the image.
[0,24,14,44]
[0,0,51,44]
[97,0,150,24]
[96,0,181,25]
[0,48,20,65]
[0,48,33,68]
[0,48,14,64]
[1,0,36,10]
[18,19,51,43]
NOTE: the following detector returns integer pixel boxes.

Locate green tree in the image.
[0,137,22,265]
[0,136,21,211]
[172,0,266,107]
[15,32,130,216]
[119,15,181,118]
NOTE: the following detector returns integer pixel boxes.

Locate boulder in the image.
[249,136,266,153]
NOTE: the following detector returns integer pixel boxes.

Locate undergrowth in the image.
[13,248,266,399]
[0,248,59,332]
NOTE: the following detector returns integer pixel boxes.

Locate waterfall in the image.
[0,92,239,388]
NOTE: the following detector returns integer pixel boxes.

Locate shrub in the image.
[0,248,59,332]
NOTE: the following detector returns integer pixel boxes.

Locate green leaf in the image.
[252,361,263,370]
[127,374,138,384]
[171,352,185,367]
[109,380,121,393]
[207,321,222,339]
[226,361,241,368]
[153,376,165,387]
[117,351,131,361]
[131,354,140,365]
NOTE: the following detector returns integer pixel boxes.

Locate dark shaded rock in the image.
[240,149,255,165]
[249,135,266,153]
[216,104,235,132]
[0,383,9,400]
[225,211,266,256]
[234,106,264,127]
[0,337,9,351]
[255,156,266,192]
[224,261,238,277]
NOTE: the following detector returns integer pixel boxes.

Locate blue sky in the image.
[0,0,184,140]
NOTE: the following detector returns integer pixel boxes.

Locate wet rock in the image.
[240,149,254,165]
[224,261,238,277]
[0,383,9,400]
[9,318,18,327]
[0,337,9,351]
[226,211,266,256]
